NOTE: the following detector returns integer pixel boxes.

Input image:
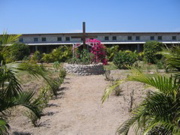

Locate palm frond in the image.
[117,106,146,135]
[157,46,180,71]
[0,119,9,135]
[17,63,47,79]
[0,32,21,46]
[101,79,125,103]
[144,121,177,135]
[17,62,61,96]
[11,91,41,118]
[127,69,179,94]
[0,65,22,99]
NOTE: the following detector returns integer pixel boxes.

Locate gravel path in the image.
[10,74,145,135]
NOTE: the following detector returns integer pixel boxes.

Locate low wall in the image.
[64,63,105,76]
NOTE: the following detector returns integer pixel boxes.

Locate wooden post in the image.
[83,22,86,49]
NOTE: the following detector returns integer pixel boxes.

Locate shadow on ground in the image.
[13,132,32,135]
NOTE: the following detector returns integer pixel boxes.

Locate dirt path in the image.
[10,74,144,135]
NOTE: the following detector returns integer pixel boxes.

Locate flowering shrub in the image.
[87,39,108,65]
[71,39,108,65]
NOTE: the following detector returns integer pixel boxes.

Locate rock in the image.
[64,63,105,76]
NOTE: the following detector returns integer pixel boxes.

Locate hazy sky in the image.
[0,0,180,34]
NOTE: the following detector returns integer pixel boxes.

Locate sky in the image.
[0,0,180,34]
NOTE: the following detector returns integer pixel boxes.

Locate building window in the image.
[150,36,154,40]
[112,36,117,40]
[57,37,62,41]
[105,36,109,40]
[128,36,132,40]
[172,36,176,40]
[136,36,140,41]
[19,38,23,42]
[42,37,46,42]
[158,36,162,40]
[34,38,38,42]
[66,37,70,41]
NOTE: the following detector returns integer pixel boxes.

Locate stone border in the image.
[64,63,105,76]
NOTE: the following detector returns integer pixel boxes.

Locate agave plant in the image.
[102,69,180,135]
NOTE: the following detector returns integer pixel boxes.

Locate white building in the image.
[18,32,180,53]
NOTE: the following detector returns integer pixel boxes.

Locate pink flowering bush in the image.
[87,39,108,65]
[71,39,108,65]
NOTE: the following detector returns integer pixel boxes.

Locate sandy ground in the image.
[9,71,146,135]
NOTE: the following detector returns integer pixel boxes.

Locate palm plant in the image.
[0,32,46,134]
[102,68,180,135]
[157,46,180,71]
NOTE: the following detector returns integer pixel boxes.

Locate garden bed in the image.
[64,63,105,76]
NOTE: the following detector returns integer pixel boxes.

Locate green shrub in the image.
[113,51,138,69]
[41,53,53,63]
[138,52,144,61]
[68,49,93,65]
[143,41,163,64]
[53,61,60,71]
[59,67,66,79]
[10,43,30,61]
[31,51,42,62]
[50,46,72,62]
[41,46,72,63]
[105,45,119,61]
[1,43,30,62]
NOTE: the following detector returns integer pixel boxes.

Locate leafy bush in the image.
[30,51,42,62]
[1,43,30,63]
[113,51,138,69]
[137,52,144,61]
[106,45,119,61]
[10,43,30,61]
[41,46,72,63]
[41,53,53,63]
[59,67,66,79]
[51,46,72,62]
[68,49,94,65]
[143,41,163,64]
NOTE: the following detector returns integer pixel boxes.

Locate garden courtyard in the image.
[1,34,180,135]
[9,70,145,135]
